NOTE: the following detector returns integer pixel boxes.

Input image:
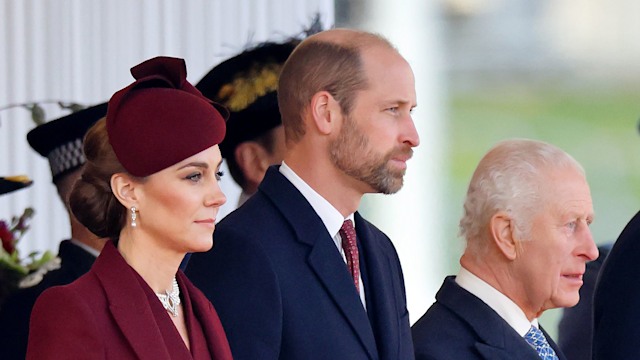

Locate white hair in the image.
[459,138,585,254]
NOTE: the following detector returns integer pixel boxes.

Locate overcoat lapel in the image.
[93,242,172,359]
[474,326,565,360]
[354,213,402,359]
[178,272,233,360]
[541,326,567,360]
[306,237,378,359]
[438,276,555,360]
[259,167,378,359]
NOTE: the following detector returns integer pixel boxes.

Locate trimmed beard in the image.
[329,115,412,194]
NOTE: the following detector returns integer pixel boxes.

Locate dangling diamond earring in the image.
[131,207,137,228]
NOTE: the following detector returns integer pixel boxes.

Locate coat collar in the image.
[354,214,408,358]
[58,239,97,277]
[93,242,232,360]
[437,276,566,360]
[178,273,233,360]
[92,241,172,359]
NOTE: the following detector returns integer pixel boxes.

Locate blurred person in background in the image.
[0,175,31,196]
[195,39,299,207]
[0,103,107,360]
[0,174,33,304]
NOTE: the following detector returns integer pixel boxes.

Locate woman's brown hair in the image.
[69,117,128,238]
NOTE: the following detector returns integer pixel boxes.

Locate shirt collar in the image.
[237,190,253,207]
[456,266,537,336]
[279,162,354,236]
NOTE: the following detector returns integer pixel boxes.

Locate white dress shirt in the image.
[455,266,538,336]
[280,162,366,308]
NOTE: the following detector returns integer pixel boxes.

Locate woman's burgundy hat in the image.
[106,56,228,177]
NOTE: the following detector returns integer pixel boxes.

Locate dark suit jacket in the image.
[0,240,96,360]
[593,210,640,359]
[186,166,413,360]
[411,276,566,360]
[26,241,232,360]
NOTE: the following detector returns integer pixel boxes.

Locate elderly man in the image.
[411,138,598,360]
[186,28,419,359]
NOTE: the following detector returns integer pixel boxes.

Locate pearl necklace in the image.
[156,277,181,317]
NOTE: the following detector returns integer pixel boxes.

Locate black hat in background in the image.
[0,175,32,196]
[27,102,108,183]
[196,40,299,159]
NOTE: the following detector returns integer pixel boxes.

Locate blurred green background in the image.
[446,82,640,268]
[445,80,640,336]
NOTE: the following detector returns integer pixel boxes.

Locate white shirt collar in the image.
[237,190,253,208]
[279,162,354,236]
[455,266,538,336]
[69,239,100,257]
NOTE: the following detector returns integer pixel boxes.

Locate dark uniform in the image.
[0,240,96,359]
[0,103,107,359]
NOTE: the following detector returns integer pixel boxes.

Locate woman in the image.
[27,56,233,359]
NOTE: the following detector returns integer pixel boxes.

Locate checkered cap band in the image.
[47,138,85,179]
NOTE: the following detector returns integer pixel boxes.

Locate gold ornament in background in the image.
[217,62,284,112]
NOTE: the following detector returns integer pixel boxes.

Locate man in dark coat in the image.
[412,139,599,360]
[0,103,108,359]
[186,28,420,359]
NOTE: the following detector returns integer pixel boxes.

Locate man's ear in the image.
[110,173,138,209]
[234,142,270,188]
[310,90,340,135]
[490,211,518,260]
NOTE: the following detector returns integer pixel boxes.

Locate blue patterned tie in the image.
[524,326,559,360]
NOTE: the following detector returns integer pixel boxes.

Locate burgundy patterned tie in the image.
[339,219,360,292]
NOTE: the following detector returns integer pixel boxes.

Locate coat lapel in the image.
[541,326,567,360]
[93,241,171,359]
[438,277,543,360]
[354,213,405,359]
[178,272,233,360]
[259,167,378,359]
[306,236,378,359]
